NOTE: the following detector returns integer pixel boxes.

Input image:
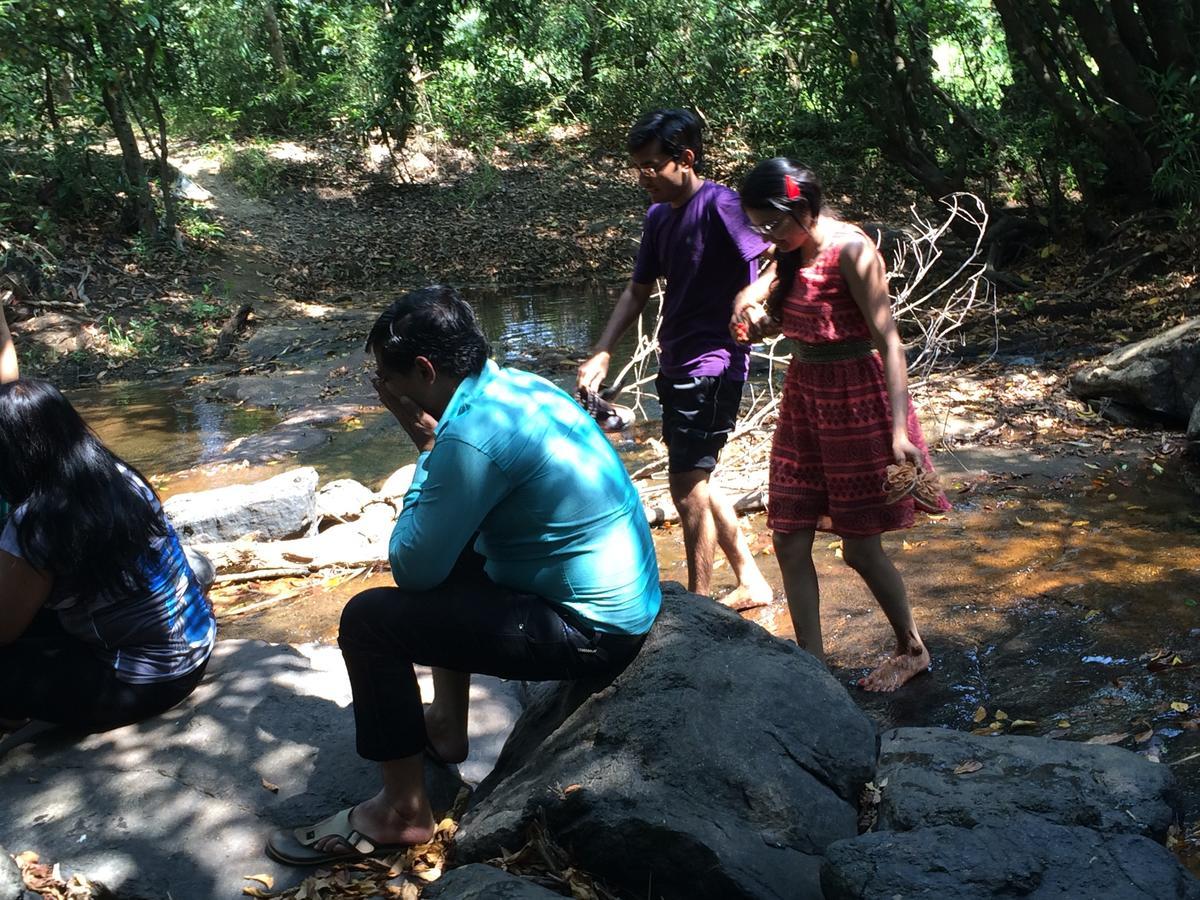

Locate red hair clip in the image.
[784,175,801,201]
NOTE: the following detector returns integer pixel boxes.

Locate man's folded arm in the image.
[388,438,508,590]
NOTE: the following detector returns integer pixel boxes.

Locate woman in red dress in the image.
[733,158,949,692]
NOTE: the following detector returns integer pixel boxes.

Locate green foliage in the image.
[0,0,1197,237]
[1148,69,1200,210]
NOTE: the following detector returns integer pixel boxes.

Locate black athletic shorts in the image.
[655,373,745,474]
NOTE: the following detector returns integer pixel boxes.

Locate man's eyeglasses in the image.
[626,156,678,178]
[747,210,794,237]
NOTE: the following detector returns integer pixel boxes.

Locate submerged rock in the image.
[455,585,878,900]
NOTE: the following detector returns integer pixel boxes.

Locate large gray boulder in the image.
[0,848,22,900]
[315,478,377,523]
[821,818,1200,899]
[1070,317,1200,435]
[454,585,878,900]
[164,466,319,542]
[876,726,1180,840]
[423,864,566,899]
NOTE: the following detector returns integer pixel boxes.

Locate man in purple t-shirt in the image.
[578,108,773,607]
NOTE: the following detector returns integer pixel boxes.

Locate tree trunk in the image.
[263,0,291,77]
[101,80,157,236]
[1063,0,1157,119]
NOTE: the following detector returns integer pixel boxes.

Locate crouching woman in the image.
[0,379,216,734]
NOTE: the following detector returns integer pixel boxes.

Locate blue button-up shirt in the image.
[389,360,661,635]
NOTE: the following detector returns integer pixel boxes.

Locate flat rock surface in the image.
[877,726,1180,840]
[0,640,522,899]
[821,818,1200,899]
[422,863,566,899]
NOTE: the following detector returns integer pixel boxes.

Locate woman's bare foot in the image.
[424,706,468,765]
[858,644,931,692]
[311,792,436,854]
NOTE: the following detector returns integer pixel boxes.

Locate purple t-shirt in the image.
[632,180,769,380]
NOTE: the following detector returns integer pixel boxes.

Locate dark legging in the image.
[0,609,209,733]
[339,550,646,761]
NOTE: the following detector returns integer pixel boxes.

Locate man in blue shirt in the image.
[268,286,661,866]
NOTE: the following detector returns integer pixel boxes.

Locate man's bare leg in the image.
[773,530,824,660]
[709,480,773,607]
[424,668,470,763]
[670,469,716,595]
[841,535,930,691]
[312,754,437,853]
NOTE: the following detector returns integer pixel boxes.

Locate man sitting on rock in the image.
[267,285,662,865]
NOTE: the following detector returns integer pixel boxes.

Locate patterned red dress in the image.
[768,223,951,537]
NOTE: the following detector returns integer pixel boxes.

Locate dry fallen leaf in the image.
[994,710,1009,721]
[243,874,274,889]
[1085,732,1130,745]
[1009,719,1038,728]
[1057,720,1071,728]
[1170,701,1190,713]
[972,706,987,723]
[261,778,279,793]
[953,760,984,775]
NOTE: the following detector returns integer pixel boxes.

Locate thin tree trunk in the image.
[42,66,61,133]
[1110,0,1156,67]
[1063,0,1157,118]
[263,1,291,77]
[101,81,157,236]
[1137,0,1194,70]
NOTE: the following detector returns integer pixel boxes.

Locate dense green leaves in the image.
[1,0,1197,239]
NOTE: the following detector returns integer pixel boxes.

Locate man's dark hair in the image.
[627,108,704,172]
[366,285,490,378]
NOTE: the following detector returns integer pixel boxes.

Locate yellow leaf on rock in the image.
[1171,701,1190,713]
[243,875,274,889]
[1015,517,1032,527]
[972,706,987,723]
[1057,720,1071,728]
[1072,520,1090,527]
[995,710,1009,721]
[1010,719,1038,728]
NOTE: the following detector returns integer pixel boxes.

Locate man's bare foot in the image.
[311,794,436,854]
[718,580,774,612]
[423,707,468,765]
[857,645,931,692]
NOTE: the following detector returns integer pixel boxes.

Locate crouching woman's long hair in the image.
[0,379,165,596]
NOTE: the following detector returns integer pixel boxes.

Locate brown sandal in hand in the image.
[884,461,948,514]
